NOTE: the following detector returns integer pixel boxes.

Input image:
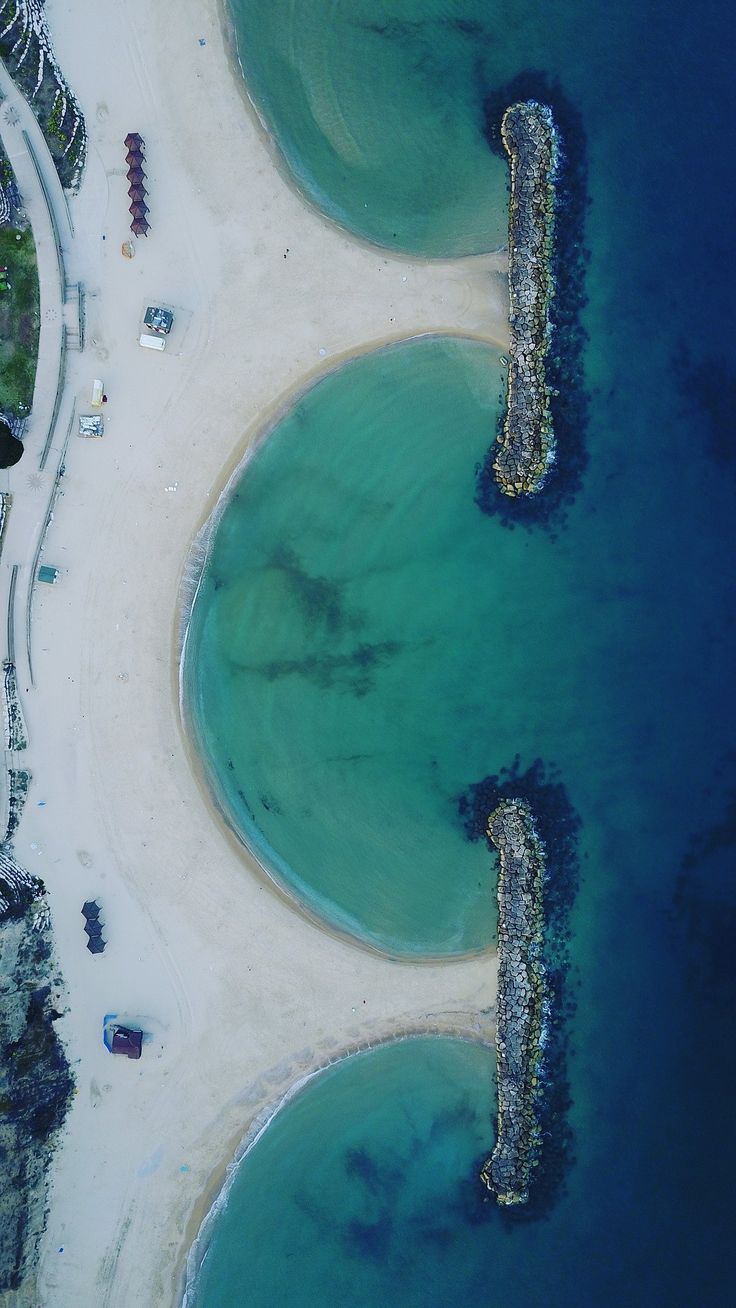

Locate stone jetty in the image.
[494,101,559,498]
[481,798,545,1205]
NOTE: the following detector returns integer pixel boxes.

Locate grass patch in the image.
[0,227,40,418]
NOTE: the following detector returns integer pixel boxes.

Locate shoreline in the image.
[174,331,505,969]
[175,326,508,647]
[177,1026,493,1306]
[215,0,508,267]
[0,1,509,1303]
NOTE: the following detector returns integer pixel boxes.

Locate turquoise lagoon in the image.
[228,0,508,255]
[188,1039,495,1308]
[185,335,509,956]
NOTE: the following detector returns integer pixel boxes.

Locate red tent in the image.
[125,148,144,168]
[129,200,149,218]
[127,165,146,185]
[128,183,147,202]
[124,132,144,150]
[131,218,149,236]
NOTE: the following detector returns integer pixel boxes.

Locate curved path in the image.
[7,1,507,1303]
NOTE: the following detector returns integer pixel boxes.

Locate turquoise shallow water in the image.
[185,336,507,955]
[189,1039,495,1308]
[228,0,508,255]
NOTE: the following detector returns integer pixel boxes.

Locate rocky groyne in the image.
[493,101,559,499]
[460,759,580,1213]
[480,798,546,1205]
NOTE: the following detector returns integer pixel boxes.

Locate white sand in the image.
[2,0,506,1302]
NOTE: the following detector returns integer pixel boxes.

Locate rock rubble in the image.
[494,101,558,498]
[480,798,545,1205]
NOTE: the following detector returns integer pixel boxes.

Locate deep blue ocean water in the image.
[188,0,736,1302]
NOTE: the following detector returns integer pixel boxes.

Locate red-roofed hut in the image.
[111,1026,142,1059]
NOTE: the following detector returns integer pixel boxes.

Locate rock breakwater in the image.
[480,798,545,1205]
[460,758,580,1214]
[477,75,590,529]
[493,101,558,499]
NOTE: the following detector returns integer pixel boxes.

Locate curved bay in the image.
[228,0,507,255]
[184,336,517,956]
[187,1038,496,1308]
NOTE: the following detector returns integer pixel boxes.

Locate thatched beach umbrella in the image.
[131,218,149,237]
[87,935,106,954]
[129,200,149,219]
[128,183,147,203]
[124,132,144,151]
[125,148,144,168]
[81,899,100,920]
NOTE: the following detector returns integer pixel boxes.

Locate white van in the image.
[139,333,165,351]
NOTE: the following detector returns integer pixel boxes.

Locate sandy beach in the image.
[1,0,506,1302]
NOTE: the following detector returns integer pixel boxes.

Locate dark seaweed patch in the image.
[477,73,590,533]
[458,757,580,1216]
[346,1214,394,1259]
[344,1146,402,1200]
[673,345,736,471]
[269,545,364,635]
[242,640,402,697]
[674,786,736,1001]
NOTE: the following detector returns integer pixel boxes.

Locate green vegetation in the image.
[0,18,86,189]
[0,227,40,418]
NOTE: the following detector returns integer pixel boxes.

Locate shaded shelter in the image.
[131,219,149,236]
[81,899,101,920]
[86,936,106,954]
[85,918,104,938]
[124,132,144,150]
[129,200,149,218]
[125,148,144,168]
[126,166,146,185]
[111,1027,142,1059]
[128,183,147,203]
